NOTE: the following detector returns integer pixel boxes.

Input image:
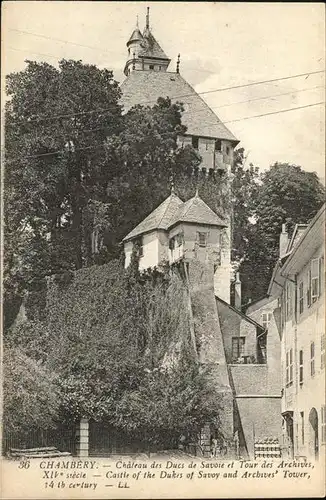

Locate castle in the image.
[120,9,282,459]
[120,7,240,303]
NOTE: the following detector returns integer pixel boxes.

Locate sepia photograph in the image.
[1,1,325,498]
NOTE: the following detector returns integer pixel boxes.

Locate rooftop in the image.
[123,192,184,242]
[170,193,227,228]
[139,30,170,61]
[120,71,239,142]
[123,191,227,242]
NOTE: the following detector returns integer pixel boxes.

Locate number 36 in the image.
[18,460,30,469]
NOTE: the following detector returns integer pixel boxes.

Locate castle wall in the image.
[235,398,282,459]
[214,225,231,303]
[187,260,233,442]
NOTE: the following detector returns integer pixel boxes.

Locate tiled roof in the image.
[127,27,143,45]
[123,192,184,241]
[123,192,226,242]
[170,195,227,228]
[139,31,170,61]
[120,71,238,142]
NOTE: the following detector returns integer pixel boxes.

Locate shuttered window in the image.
[321,333,325,371]
[286,348,293,386]
[321,406,326,444]
[311,259,319,303]
[310,342,315,377]
[299,282,304,314]
[299,349,303,385]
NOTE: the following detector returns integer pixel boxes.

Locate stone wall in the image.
[187,260,233,441]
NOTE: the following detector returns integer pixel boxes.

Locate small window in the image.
[192,136,199,149]
[169,238,175,250]
[262,312,272,330]
[311,258,320,303]
[149,64,154,70]
[310,342,315,376]
[300,412,304,444]
[286,283,292,320]
[215,139,222,152]
[232,337,245,361]
[286,348,293,386]
[321,333,325,371]
[299,349,303,385]
[307,269,312,307]
[198,232,207,247]
[226,146,230,155]
[299,281,304,314]
[159,66,161,71]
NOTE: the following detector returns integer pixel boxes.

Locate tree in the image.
[238,162,325,303]
[3,345,60,434]
[102,97,201,255]
[231,148,260,263]
[4,59,122,326]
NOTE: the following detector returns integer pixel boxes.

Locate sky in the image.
[2,1,325,180]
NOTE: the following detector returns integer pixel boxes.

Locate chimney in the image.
[234,272,241,310]
[279,223,289,258]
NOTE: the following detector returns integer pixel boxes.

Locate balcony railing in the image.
[231,355,266,365]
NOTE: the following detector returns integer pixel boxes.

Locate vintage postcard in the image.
[1,1,325,498]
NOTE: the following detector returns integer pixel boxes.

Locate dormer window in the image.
[198,232,207,247]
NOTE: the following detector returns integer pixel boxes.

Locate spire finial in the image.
[146,7,150,29]
[136,15,139,28]
[195,188,199,198]
[176,54,180,74]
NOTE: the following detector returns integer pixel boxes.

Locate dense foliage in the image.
[235,162,324,303]
[4,261,223,446]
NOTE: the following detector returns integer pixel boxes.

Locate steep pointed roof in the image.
[170,194,227,228]
[127,27,143,45]
[121,71,238,142]
[123,192,184,241]
[139,30,170,61]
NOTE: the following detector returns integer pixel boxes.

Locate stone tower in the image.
[121,7,240,303]
[124,8,171,76]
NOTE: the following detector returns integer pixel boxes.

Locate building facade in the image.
[268,205,325,461]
